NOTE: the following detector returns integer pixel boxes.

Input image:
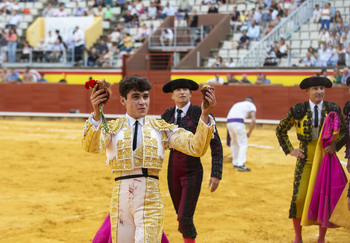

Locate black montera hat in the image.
[299,76,332,89]
[162,79,199,93]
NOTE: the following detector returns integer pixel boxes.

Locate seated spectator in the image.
[147,2,158,20]
[42,3,55,17]
[274,37,289,58]
[123,10,134,28]
[128,1,139,16]
[327,43,339,66]
[230,7,241,32]
[0,67,9,83]
[131,13,140,27]
[49,40,65,62]
[207,73,224,84]
[33,38,48,62]
[285,0,297,17]
[98,39,108,56]
[85,4,95,16]
[224,73,239,84]
[263,46,277,66]
[135,0,146,15]
[104,4,114,22]
[53,3,68,17]
[341,67,350,85]
[38,73,48,83]
[7,69,20,83]
[332,67,342,85]
[73,4,85,17]
[115,0,127,10]
[317,43,332,67]
[312,4,321,23]
[255,73,270,84]
[223,57,236,68]
[109,27,122,45]
[318,28,330,47]
[87,47,99,67]
[94,4,104,17]
[178,0,190,13]
[161,2,175,19]
[160,28,173,46]
[320,68,331,79]
[119,33,133,52]
[92,0,106,8]
[246,20,260,41]
[232,30,249,50]
[261,8,273,29]
[136,24,148,42]
[240,74,252,84]
[6,10,22,29]
[261,74,271,84]
[253,7,262,25]
[207,2,218,14]
[20,40,32,63]
[22,66,34,83]
[212,56,223,67]
[299,51,317,67]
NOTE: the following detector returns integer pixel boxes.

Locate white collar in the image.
[125,113,145,127]
[176,101,191,115]
[309,100,323,110]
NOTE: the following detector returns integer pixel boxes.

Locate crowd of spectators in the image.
[206,72,272,85]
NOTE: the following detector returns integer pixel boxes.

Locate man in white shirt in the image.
[53,3,68,17]
[317,44,332,67]
[73,26,85,64]
[226,97,256,171]
[161,2,175,19]
[7,10,22,28]
[312,4,321,23]
[246,20,260,41]
[206,73,224,84]
[300,52,317,67]
[160,28,173,46]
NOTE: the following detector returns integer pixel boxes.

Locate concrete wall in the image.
[0,83,348,120]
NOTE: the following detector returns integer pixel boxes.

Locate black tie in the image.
[314,105,318,127]
[133,120,138,150]
[176,109,182,125]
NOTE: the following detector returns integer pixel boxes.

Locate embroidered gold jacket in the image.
[276,101,348,155]
[82,115,215,172]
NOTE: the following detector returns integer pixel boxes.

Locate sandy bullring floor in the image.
[0,119,349,243]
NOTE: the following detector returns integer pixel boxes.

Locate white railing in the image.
[237,0,327,67]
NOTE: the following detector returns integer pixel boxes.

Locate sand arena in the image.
[0,119,349,243]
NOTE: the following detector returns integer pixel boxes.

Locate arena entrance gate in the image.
[122,53,173,84]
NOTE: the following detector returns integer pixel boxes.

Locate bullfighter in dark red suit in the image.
[161,79,223,243]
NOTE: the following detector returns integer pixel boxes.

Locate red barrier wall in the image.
[0,83,348,120]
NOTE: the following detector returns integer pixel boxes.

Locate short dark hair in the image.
[119,75,152,98]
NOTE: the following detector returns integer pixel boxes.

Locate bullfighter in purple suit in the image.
[161,79,223,243]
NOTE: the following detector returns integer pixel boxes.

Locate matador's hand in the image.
[290,149,305,160]
[208,177,220,192]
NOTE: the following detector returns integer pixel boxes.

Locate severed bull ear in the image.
[96,79,112,105]
[200,84,214,108]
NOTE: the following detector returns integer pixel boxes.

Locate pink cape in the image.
[307,112,348,228]
[92,213,169,243]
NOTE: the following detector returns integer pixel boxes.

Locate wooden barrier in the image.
[0,83,348,120]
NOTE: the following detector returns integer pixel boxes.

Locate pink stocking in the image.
[292,218,302,243]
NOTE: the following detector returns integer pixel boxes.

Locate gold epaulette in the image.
[107,118,124,133]
[150,118,176,131]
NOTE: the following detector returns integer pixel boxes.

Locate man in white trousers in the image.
[226,97,256,172]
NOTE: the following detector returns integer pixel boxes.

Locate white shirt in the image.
[175,101,191,121]
[309,100,323,127]
[227,100,256,120]
[207,76,224,84]
[74,29,85,46]
[126,113,145,150]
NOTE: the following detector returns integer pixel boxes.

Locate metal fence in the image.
[236,0,327,67]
